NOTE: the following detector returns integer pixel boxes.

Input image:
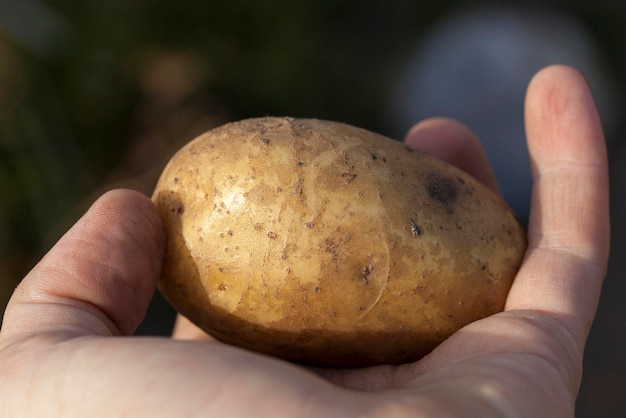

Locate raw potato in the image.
[152,117,526,367]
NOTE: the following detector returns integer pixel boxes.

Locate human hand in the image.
[0,65,609,417]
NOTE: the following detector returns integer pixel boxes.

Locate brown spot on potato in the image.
[427,175,458,205]
[341,172,357,184]
[291,120,311,137]
[170,205,185,215]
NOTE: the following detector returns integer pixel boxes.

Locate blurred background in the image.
[1,0,624,415]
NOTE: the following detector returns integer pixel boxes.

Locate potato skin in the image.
[152,117,526,367]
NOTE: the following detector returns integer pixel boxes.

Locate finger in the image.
[1,189,166,341]
[506,65,610,345]
[171,314,218,342]
[403,117,500,193]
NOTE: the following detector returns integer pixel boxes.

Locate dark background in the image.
[1,1,624,416]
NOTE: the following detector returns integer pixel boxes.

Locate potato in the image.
[152,117,526,367]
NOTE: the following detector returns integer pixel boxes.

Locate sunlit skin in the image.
[0,65,609,417]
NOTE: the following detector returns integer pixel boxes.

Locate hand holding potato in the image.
[0,65,608,417]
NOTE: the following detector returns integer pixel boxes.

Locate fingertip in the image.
[96,188,167,259]
[404,117,500,193]
[527,65,590,100]
[404,117,468,149]
[171,314,217,342]
[525,65,606,169]
[83,189,167,287]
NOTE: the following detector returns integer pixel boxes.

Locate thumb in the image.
[1,189,166,341]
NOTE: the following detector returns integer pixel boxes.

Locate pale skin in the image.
[0,65,609,417]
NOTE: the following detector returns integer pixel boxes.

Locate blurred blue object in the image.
[387,6,616,223]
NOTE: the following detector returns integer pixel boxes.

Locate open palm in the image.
[0,65,609,417]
